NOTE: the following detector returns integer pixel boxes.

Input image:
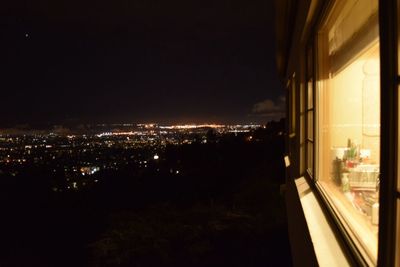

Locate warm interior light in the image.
[318,41,380,263]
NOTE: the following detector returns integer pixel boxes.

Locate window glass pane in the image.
[307,141,314,175]
[300,81,306,174]
[307,111,314,141]
[316,1,380,263]
[308,79,314,109]
[292,78,296,133]
[300,82,305,113]
[300,83,305,140]
[307,46,313,80]
[300,143,306,174]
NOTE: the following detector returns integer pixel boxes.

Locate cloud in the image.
[251,96,285,117]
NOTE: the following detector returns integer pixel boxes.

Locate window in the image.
[316,0,380,264]
[306,46,314,177]
[300,81,306,174]
[291,76,297,135]
[288,76,298,169]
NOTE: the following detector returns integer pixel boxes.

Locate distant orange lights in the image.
[94,123,261,138]
[159,124,225,130]
[96,132,135,137]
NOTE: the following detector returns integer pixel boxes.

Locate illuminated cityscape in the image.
[0,123,264,192]
[0,0,292,266]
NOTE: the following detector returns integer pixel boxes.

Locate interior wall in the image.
[330,44,380,162]
[320,42,380,179]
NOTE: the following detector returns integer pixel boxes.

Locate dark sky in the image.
[1,0,284,127]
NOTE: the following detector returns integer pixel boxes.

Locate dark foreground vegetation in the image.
[1,120,292,267]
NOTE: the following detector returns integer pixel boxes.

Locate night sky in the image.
[1,0,284,127]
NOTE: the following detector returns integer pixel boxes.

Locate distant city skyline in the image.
[0,122,273,133]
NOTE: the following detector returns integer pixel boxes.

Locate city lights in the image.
[0,122,268,192]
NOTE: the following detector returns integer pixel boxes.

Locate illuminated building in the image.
[276,0,399,266]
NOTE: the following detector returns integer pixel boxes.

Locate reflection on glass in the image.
[316,0,380,263]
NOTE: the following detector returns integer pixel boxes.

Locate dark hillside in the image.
[0,120,291,267]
